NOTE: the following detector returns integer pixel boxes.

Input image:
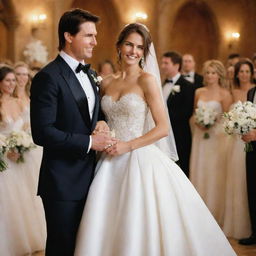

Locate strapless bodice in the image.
[0,117,24,135]
[197,100,222,114]
[101,93,148,141]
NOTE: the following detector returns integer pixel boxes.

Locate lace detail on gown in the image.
[102,93,148,141]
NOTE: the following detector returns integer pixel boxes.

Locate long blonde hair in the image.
[202,60,227,88]
[13,61,31,97]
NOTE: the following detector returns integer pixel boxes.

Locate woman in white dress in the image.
[0,65,45,255]
[75,24,236,256]
[190,60,232,226]
[223,59,254,239]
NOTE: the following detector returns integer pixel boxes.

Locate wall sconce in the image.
[226,31,240,49]
[133,12,148,22]
[30,13,47,29]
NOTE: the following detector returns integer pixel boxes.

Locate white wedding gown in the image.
[75,93,236,256]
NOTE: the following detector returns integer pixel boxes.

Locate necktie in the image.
[164,79,173,84]
[76,63,91,74]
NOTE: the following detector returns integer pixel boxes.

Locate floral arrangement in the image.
[170,85,180,95]
[223,101,256,152]
[23,39,48,65]
[195,105,219,139]
[5,131,35,163]
[91,74,103,87]
[0,134,8,172]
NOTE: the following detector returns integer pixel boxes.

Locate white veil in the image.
[143,43,179,161]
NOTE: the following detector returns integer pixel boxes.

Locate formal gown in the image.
[0,112,46,256]
[190,100,228,227]
[75,93,236,256]
[222,103,251,239]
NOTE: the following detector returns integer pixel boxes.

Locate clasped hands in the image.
[91,121,131,156]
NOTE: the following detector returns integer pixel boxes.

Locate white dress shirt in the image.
[183,71,195,83]
[162,73,181,101]
[60,50,95,153]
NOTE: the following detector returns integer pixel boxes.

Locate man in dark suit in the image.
[161,51,194,177]
[30,9,115,256]
[239,87,256,245]
[182,53,203,89]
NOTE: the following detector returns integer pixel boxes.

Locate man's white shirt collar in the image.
[171,73,181,84]
[59,50,85,73]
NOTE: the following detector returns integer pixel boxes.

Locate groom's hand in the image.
[91,133,117,151]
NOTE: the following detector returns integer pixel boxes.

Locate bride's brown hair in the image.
[116,23,152,68]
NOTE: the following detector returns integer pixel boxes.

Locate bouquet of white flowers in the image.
[6,131,35,163]
[195,105,219,139]
[223,101,256,152]
[0,134,8,172]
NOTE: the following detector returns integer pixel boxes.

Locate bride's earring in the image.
[140,56,145,68]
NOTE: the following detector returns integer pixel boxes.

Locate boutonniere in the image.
[170,85,180,95]
[91,74,103,87]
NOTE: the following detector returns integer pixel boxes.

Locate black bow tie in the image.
[164,79,173,84]
[75,63,91,74]
[184,74,190,77]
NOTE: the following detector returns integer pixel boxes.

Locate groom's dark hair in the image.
[163,51,182,71]
[58,8,99,51]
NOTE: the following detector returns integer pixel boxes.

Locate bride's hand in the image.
[93,121,110,134]
[105,141,132,156]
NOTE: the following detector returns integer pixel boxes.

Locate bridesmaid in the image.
[223,59,254,239]
[0,65,32,255]
[14,62,31,112]
[14,61,46,249]
[190,60,232,226]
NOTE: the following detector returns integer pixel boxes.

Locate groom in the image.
[30,9,115,256]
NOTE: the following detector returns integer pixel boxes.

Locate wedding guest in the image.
[161,51,194,177]
[226,53,240,67]
[0,65,45,255]
[182,53,203,88]
[98,59,115,78]
[223,59,254,239]
[239,86,256,245]
[190,60,232,226]
[14,62,31,108]
[14,61,46,242]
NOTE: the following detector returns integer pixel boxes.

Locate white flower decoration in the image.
[170,85,181,95]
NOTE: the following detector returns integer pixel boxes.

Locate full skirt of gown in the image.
[75,145,236,256]
[0,146,46,256]
[223,135,251,239]
[190,120,229,227]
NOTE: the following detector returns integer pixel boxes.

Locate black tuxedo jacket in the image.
[166,75,194,175]
[248,87,256,150]
[194,72,203,89]
[30,55,100,200]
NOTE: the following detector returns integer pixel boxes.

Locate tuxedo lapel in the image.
[87,70,100,130]
[56,56,91,129]
[167,76,182,103]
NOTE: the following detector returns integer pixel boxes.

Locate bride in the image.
[75,23,236,256]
